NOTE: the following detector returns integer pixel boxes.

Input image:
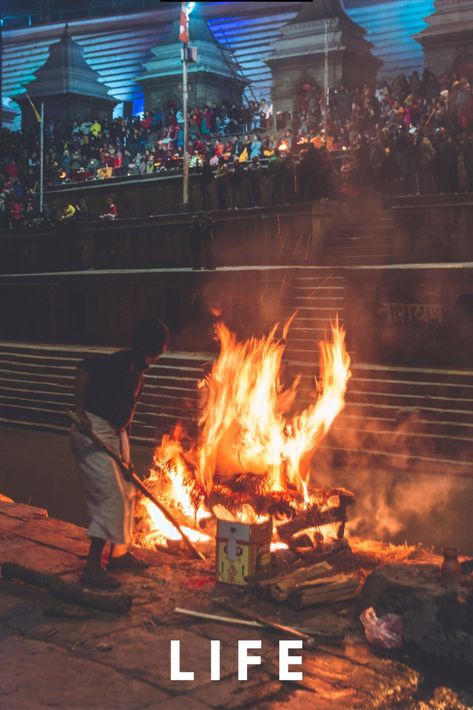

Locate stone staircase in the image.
[1,341,472,477]
[279,274,473,476]
[318,210,394,266]
[0,342,209,446]
[293,360,473,476]
[280,273,346,363]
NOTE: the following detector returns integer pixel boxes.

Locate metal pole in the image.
[324,21,329,144]
[182,47,189,206]
[39,101,44,213]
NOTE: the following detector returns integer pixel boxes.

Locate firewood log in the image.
[2,562,132,614]
[255,561,332,591]
[277,505,348,540]
[272,572,358,604]
[267,562,334,601]
[289,575,360,609]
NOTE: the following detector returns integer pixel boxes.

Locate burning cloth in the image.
[71,411,135,544]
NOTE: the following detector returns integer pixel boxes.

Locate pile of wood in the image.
[250,560,360,609]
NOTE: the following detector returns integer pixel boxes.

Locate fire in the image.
[196,319,350,495]
[138,318,351,548]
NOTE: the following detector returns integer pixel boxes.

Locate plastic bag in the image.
[360,607,403,649]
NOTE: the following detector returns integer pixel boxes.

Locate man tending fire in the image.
[70,318,169,588]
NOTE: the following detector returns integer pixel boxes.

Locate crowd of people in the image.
[1,69,473,227]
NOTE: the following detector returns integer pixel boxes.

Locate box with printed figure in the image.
[216,517,272,585]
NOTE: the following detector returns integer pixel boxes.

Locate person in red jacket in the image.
[10,200,22,229]
[6,160,19,180]
[99,197,118,220]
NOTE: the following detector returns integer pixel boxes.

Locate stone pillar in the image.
[416,0,473,77]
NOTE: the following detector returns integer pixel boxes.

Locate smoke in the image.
[312,433,472,554]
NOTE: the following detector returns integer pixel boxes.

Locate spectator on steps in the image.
[189,212,215,270]
[215,157,229,211]
[248,156,262,207]
[463,131,473,192]
[229,157,243,209]
[61,201,76,221]
[99,197,118,220]
[199,157,213,211]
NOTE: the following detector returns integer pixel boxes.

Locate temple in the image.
[267,0,381,116]
[15,24,118,129]
[138,14,246,110]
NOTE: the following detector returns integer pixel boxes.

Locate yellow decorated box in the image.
[216,517,272,585]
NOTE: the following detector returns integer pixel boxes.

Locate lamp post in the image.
[181,1,195,207]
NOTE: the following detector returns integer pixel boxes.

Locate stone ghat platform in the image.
[0,498,469,710]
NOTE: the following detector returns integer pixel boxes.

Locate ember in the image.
[136,318,352,558]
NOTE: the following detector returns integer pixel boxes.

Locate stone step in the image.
[282,295,345,304]
[329,233,392,244]
[289,276,345,284]
[0,343,212,372]
[344,375,473,398]
[286,284,344,293]
[345,388,473,413]
[280,305,345,314]
[293,361,473,386]
[317,255,392,266]
[0,386,75,405]
[0,402,70,427]
[0,342,210,441]
[319,443,473,476]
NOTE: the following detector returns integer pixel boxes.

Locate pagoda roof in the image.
[159,15,221,46]
[288,0,358,28]
[139,14,245,83]
[18,24,117,103]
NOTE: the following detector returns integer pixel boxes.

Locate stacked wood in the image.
[250,558,359,609]
[269,562,334,602]
[250,560,331,595]
[289,573,360,609]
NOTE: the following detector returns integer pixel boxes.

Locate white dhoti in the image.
[70,411,135,545]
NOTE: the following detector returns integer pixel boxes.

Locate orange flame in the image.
[140,318,350,546]
[196,319,350,496]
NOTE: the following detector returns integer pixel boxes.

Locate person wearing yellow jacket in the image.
[61,202,76,221]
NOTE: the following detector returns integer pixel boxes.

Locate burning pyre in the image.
[135,318,352,556]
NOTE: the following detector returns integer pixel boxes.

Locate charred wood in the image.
[2,562,133,614]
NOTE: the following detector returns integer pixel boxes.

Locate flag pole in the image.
[39,101,44,214]
[180,2,195,208]
[324,21,329,145]
[182,46,189,206]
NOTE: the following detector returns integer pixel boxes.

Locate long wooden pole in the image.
[67,411,205,561]
[39,102,44,213]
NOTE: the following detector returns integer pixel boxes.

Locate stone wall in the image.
[0,204,332,274]
[392,194,473,264]
[343,264,473,367]
[0,268,289,351]
[2,262,472,367]
[44,168,300,220]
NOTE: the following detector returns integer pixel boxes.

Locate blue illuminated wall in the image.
[2,0,436,128]
[347,0,435,78]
